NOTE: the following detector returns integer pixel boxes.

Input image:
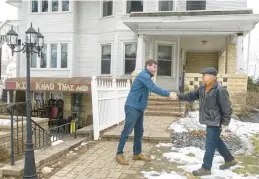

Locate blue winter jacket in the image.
[125,68,170,111]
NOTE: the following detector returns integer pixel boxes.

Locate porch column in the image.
[131,34,144,82]
[236,33,244,73]
[7,90,10,104]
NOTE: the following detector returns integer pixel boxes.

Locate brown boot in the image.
[115,154,129,165]
[132,154,151,161]
[192,168,211,176]
[219,159,238,170]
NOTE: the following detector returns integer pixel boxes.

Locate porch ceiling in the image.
[122,13,259,35]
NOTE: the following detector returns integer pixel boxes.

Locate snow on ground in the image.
[51,136,64,146]
[142,111,259,179]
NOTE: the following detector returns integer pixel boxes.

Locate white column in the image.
[7,90,10,104]
[236,33,244,73]
[135,34,144,70]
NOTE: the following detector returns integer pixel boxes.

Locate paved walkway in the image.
[102,116,177,142]
[49,140,177,179]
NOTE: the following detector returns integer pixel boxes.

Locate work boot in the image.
[115,154,129,165]
[132,154,151,161]
[192,168,211,176]
[219,159,238,170]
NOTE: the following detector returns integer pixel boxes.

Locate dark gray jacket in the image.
[177,82,232,126]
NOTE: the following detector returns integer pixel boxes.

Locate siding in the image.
[186,52,219,73]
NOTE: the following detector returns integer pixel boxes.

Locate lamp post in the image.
[6,23,44,179]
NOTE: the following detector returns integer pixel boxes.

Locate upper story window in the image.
[103,0,113,17]
[127,0,143,13]
[62,0,69,11]
[159,0,174,11]
[61,44,68,68]
[186,0,206,10]
[31,0,38,12]
[30,0,70,13]
[40,45,47,68]
[42,0,48,12]
[52,0,59,12]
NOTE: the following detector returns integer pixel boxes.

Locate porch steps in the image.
[145,95,186,117]
[76,124,93,137]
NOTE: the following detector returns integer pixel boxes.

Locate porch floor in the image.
[102,116,179,142]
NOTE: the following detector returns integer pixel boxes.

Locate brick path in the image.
[48,140,179,179]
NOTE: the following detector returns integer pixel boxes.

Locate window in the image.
[103,0,113,17]
[186,0,206,10]
[61,44,68,68]
[52,0,59,12]
[127,0,143,13]
[51,44,57,68]
[101,44,111,75]
[40,45,47,68]
[159,0,174,11]
[50,92,63,99]
[62,0,69,11]
[34,92,44,101]
[31,52,37,68]
[42,0,48,12]
[31,0,38,12]
[157,45,172,76]
[124,43,137,74]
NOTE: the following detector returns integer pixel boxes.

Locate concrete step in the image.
[148,100,186,106]
[77,125,93,137]
[146,105,185,112]
[145,110,184,117]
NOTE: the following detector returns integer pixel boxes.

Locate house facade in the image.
[1,0,259,126]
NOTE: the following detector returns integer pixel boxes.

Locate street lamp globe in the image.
[6,26,18,47]
[25,23,38,45]
[37,28,44,48]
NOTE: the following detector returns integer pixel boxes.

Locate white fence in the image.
[91,76,131,140]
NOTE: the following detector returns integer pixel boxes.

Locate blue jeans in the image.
[116,106,144,155]
[202,126,234,170]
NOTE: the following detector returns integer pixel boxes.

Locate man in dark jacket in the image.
[116,59,175,165]
[172,67,237,176]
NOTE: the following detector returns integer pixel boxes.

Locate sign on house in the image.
[6,81,90,93]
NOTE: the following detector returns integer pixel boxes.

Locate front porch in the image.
[122,10,259,112]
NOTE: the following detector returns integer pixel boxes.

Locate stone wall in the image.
[226,44,236,74]
[184,73,248,114]
[0,116,49,162]
[218,52,226,74]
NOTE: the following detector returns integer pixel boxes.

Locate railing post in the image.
[10,106,15,166]
[113,79,119,125]
[91,76,100,140]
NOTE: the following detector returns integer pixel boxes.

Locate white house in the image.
[1,0,259,127]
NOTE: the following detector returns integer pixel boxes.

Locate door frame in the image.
[154,40,177,78]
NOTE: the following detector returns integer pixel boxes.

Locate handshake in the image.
[169,92,178,100]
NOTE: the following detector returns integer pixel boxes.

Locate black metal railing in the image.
[3,102,77,166]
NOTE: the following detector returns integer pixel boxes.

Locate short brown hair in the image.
[145,59,158,67]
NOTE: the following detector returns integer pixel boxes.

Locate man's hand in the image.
[169,92,178,100]
[221,125,228,131]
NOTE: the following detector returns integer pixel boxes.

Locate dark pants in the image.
[202,126,234,170]
[116,106,144,155]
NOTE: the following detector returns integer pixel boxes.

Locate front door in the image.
[155,41,178,91]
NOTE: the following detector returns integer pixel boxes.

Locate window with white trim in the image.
[103,0,113,17]
[31,0,38,13]
[124,42,137,74]
[186,0,206,10]
[61,44,68,68]
[40,44,47,68]
[42,0,48,12]
[51,44,57,68]
[62,0,69,11]
[127,0,143,13]
[157,45,173,76]
[159,0,174,11]
[52,0,59,12]
[101,44,111,75]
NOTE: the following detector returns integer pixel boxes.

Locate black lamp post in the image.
[6,23,44,179]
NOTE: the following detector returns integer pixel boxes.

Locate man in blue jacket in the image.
[116,59,174,165]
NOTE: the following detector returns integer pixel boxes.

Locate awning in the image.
[122,9,259,35]
[5,77,92,93]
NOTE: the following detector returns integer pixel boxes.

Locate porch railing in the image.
[91,76,131,140]
[4,102,77,166]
